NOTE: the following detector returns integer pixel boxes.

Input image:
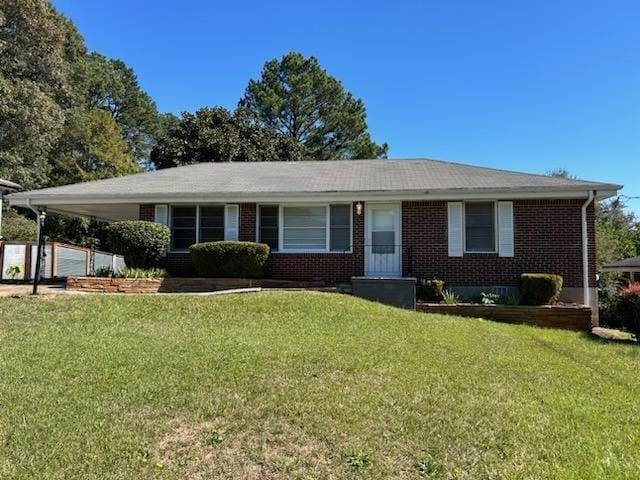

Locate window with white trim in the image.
[258,205,279,251]
[169,205,233,251]
[282,206,327,250]
[330,205,351,252]
[258,204,352,252]
[171,206,197,250]
[199,206,225,242]
[464,201,496,252]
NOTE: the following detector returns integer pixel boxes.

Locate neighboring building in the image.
[602,256,640,283]
[7,158,621,312]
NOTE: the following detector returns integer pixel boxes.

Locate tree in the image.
[151,107,308,168]
[546,167,577,179]
[85,53,161,162]
[1,0,74,101]
[50,108,141,185]
[0,77,64,189]
[239,52,387,160]
[1,208,37,241]
[547,169,639,268]
[595,198,639,268]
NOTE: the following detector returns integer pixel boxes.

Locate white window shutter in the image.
[154,205,168,226]
[448,202,464,257]
[225,205,239,240]
[498,201,514,257]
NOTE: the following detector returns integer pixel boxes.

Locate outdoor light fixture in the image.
[356,202,363,215]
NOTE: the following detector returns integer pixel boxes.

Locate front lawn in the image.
[1,292,639,479]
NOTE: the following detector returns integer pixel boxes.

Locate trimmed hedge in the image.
[520,273,563,305]
[190,241,270,278]
[417,278,445,302]
[106,221,170,269]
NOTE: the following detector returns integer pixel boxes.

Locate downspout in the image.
[581,190,596,306]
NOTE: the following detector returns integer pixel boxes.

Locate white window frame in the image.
[463,200,498,254]
[257,204,280,251]
[260,203,353,254]
[169,204,228,252]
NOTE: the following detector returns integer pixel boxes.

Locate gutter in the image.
[581,190,596,307]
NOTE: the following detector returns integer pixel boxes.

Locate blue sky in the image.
[53,0,640,213]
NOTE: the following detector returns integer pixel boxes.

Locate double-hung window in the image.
[258,204,352,252]
[464,201,496,252]
[258,206,279,251]
[282,206,327,250]
[171,206,197,250]
[199,206,225,242]
[169,205,235,251]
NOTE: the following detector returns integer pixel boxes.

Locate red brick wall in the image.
[139,204,154,221]
[138,199,596,288]
[239,203,257,242]
[266,202,365,282]
[402,199,596,288]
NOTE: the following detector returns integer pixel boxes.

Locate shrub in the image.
[619,283,640,336]
[598,274,625,328]
[190,241,270,278]
[1,209,36,241]
[106,221,169,269]
[94,266,114,277]
[480,292,500,305]
[498,293,522,306]
[520,273,563,305]
[442,289,460,305]
[5,264,23,280]
[417,278,445,302]
[119,267,168,279]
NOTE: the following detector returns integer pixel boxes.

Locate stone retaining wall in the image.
[416,303,593,331]
[66,276,325,294]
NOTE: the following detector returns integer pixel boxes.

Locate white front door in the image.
[365,203,401,277]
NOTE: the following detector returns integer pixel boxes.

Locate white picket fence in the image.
[0,241,125,280]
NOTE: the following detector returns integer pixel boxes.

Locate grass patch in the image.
[0,292,639,479]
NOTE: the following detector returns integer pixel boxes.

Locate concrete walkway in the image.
[0,283,66,297]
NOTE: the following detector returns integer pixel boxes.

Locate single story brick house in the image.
[8,158,620,311]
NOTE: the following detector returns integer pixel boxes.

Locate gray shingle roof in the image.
[0,178,21,192]
[8,158,621,201]
[602,256,640,270]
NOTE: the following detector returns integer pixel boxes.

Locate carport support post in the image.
[32,210,46,295]
[0,192,3,239]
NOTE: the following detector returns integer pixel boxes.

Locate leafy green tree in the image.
[151,107,308,168]
[0,208,36,241]
[0,0,88,108]
[546,168,577,179]
[43,213,108,249]
[50,109,141,184]
[239,52,387,160]
[85,53,160,162]
[596,198,639,268]
[0,77,65,189]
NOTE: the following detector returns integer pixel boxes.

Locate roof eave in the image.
[7,185,621,207]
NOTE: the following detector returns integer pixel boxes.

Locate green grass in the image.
[0,292,639,479]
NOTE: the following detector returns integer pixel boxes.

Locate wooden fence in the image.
[0,241,125,280]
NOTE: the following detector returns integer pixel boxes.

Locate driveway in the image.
[0,283,66,297]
